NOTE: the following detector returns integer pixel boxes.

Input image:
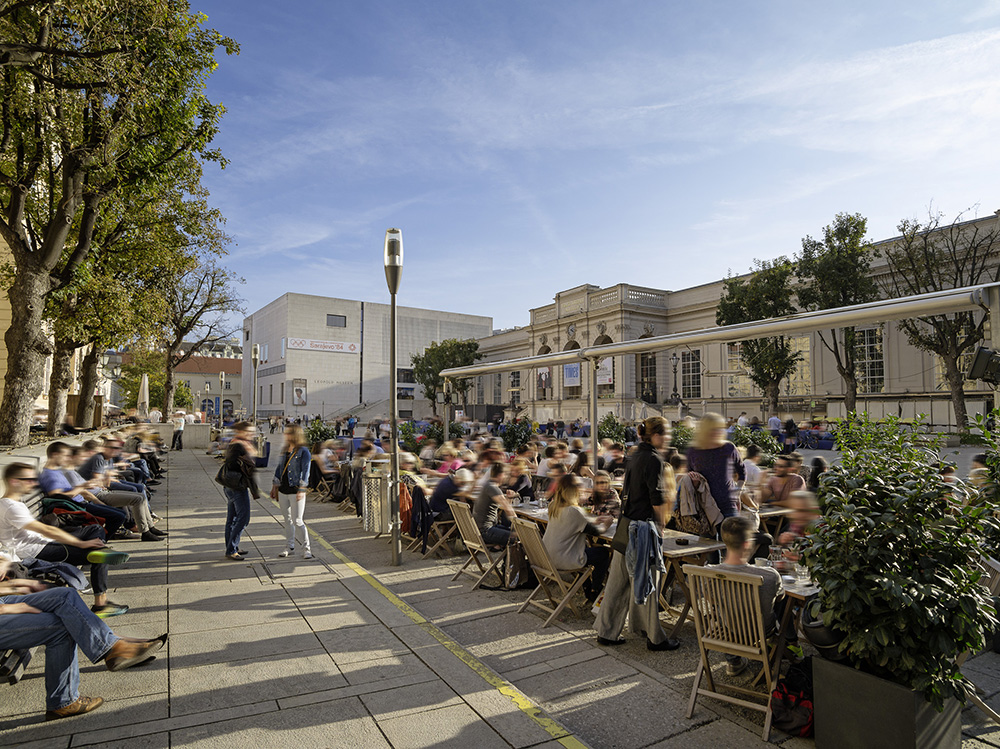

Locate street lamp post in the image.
[251,344,260,429]
[196,390,202,421]
[670,352,680,402]
[218,372,225,430]
[384,228,403,566]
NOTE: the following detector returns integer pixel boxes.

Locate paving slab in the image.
[378,702,511,749]
[358,679,464,720]
[646,717,773,747]
[168,619,323,669]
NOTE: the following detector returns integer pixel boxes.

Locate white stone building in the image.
[242,293,492,421]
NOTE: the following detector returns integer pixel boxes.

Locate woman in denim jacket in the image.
[271,425,312,559]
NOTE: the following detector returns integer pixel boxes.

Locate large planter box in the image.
[814,658,961,749]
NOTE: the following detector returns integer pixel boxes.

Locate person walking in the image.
[271,425,312,559]
[593,416,680,651]
[170,411,185,451]
[222,422,259,561]
[686,412,745,520]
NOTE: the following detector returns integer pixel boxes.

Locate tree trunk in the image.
[47,337,77,436]
[0,269,54,446]
[764,380,781,418]
[162,365,177,417]
[842,372,858,415]
[75,346,101,429]
[943,355,969,433]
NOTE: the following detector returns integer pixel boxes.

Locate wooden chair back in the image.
[684,564,775,740]
[512,517,592,627]
[981,556,1000,597]
[449,499,486,553]
[512,517,558,580]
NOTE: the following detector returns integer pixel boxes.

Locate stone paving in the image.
[2,447,1000,748]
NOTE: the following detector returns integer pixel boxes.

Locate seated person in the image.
[0,564,165,720]
[543,474,612,603]
[473,463,515,546]
[544,463,567,500]
[502,458,534,503]
[604,443,627,475]
[711,516,792,676]
[0,462,130,618]
[39,441,130,538]
[421,446,462,478]
[428,468,474,521]
[79,438,149,499]
[776,490,821,550]
[587,470,621,519]
[418,438,438,464]
[758,455,805,506]
[536,445,561,477]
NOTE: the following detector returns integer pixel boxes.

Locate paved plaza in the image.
[3,448,1000,748]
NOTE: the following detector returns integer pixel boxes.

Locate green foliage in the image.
[597,412,627,445]
[716,258,801,411]
[671,423,694,451]
[410,339,482,415]
[729,425,781,456]
[501,419,535,453]
[306,419,340,447]
[797,213,879,406]
[119,351,190,411]
[398,421,420,454]
[800,414,999,710]
[423,420,465,446]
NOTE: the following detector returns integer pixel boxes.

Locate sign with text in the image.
[597,358,614,386]
[563,363,581,387]
[287,337,360,354]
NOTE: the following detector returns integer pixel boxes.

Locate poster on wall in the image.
[597,358,614,386]
[563,363,581,387]
[292,378,307,406]
[536,367,551,390]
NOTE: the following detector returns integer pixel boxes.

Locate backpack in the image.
[770,657,814,737]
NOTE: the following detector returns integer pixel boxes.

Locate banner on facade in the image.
[536,367,551,390]
[563,363,581,387]
[597,358,614,386]
[287,337,360,354]
[292,379,307,406]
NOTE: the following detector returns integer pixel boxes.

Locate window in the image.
[245,330,250,341]
[724,343,753,398]
[597,358,614,397]
[269,383,273,403]
[259,385,264,404]
[327,314,347,327]
[493,374,502,404]
[786,336,811,396]
[637,353,657,404]
[476,376,484,405]
[280,382,284,404]
[281,338,286,358]
[855,327,884,394]
[224,380,232,390]
[397,368,415,384]
[510,371,521,406]
[263,343,269,362]
[681,351,701,399]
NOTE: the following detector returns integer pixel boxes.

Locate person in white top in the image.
[767,414,782,433]
[148,409,162,424]
[171,412,185,450]
[736,412,750,428]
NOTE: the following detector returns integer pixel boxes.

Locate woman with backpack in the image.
[271,425,312,559]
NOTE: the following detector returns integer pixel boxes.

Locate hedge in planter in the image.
[799,413,999,712]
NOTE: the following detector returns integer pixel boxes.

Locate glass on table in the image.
[794,563,810,585]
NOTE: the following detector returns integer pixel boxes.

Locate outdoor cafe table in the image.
[753,573,820,686]
[758,504,795,536]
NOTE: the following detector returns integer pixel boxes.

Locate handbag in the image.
[214,462,243,490]
[278,451,297,494]
[504,539,536,590]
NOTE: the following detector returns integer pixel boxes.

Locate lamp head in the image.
[384,228,403,294]
[251,343,260,367]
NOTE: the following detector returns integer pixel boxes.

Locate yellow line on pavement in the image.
[275,499,588,749]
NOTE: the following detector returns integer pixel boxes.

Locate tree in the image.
[0,1,236,445]
[797,213,880,413]
[716,258,801,415]
[878,208,1000,432]
[410,339,482,416]
[160,263,244,416]
[119,350,192,411]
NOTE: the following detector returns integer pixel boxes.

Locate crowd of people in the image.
[0,425,171,719]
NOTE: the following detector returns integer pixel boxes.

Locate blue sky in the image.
[191,0,1000,331]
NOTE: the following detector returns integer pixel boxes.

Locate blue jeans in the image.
[0,587,117,710]
[481,525,510,546]
[224,486,251,555]
[111,479,147,500]
[77,501,127,535]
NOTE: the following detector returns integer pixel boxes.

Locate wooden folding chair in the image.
[684,564,776,741]
[311,459,338,501]
[448,500,504,589]
[512,517,593,628]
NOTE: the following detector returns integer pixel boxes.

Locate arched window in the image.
[223,399,234,417]
[593,335,614,397]
[563,341,582,399]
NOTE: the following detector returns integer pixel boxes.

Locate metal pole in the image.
[389,291,401,565]
[443,379,450,450]
[589,359,599,475]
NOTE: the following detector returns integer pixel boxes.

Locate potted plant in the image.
[800,414,999,749]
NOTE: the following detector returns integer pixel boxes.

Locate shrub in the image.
[800,414,999,710]
[501,418,535,453]
[671,423,693,452]
[597,412,627,445]
[398,421,420,453]
[306,419,339,447]
[730,425,782,456]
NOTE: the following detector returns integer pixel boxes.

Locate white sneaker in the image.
[303,551,313,559]
[277,549,291,558]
